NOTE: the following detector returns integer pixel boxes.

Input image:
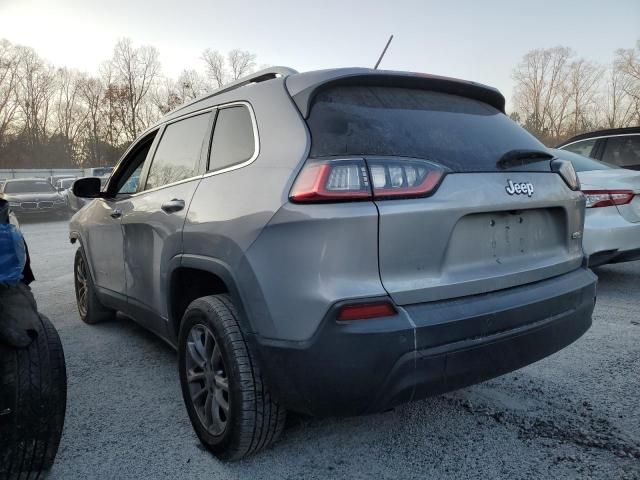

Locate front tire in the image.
[178,295,286,461]
[73,247,115,324]
[0,313,67,477]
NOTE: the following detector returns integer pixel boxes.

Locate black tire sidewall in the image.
[178,302,241,456]
[74,247,110,324]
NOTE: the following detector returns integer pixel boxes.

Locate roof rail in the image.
[172,66,298,114]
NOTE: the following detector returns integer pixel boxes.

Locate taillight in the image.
[290,158,446,203]
[290,159,371,202]
[582,190,635,208]
[337,301,397,321]
[368,158,445,199]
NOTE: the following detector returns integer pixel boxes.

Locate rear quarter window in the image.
[307,86,549,172]
[208,105,256,172]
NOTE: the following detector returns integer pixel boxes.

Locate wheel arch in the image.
[167,255,254,344]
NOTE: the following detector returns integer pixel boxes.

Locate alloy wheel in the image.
[75,254,88,317]
[185,324,230,436]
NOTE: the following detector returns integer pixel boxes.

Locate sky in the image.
[1,0,639,109]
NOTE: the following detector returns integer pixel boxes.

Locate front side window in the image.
[209,106,256,172]
[562,139,597,158]
[112,132,157,195]
[601,136,640,168]
[145,113,210,190]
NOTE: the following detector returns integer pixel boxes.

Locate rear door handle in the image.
[161,199,185,214]
[110,209,122,219]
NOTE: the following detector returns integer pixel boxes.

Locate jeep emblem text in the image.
[505,180,534,197]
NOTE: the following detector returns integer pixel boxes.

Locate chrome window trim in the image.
[203,101,260,179]
[111,101,259,198]
[560,133,640,149]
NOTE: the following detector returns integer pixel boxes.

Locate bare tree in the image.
[79,75,106,166]
[565,59,603,136]
[16,46,56,147]
[0,40,21,145]
[227,49,256,80]
[512,47,573,142]
[202,49,226,88]
[614,40,640,124]
[602,65,635,128]
[110,38,161,142]
[54,68,87,164]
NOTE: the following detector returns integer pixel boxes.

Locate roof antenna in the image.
[374,35,394,69]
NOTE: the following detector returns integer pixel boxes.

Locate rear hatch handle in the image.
[496,149,554,170]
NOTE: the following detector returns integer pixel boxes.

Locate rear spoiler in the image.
[286,69,506,118]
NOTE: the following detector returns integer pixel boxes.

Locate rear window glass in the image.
[307,86,549,172]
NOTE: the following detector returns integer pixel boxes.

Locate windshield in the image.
[307,86,550,172]
[552,148,619,172]
[3,180,56,194]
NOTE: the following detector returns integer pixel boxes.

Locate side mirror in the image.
[72,177,102,198]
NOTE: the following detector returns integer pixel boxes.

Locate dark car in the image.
[70,67,596,460]
[557,127,640,171]
[1,178,69,219]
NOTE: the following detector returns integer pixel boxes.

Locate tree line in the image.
[1,37,639,170]
[511,41,640,146]
[0,38,258,169]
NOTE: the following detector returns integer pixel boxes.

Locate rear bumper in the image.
[254,267,597,417]
[584,208,640,266]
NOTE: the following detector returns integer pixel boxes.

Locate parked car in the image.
[48,174,77,187]
[0,178,68,219]
[557,127,640,170]
[552,148,640,266]
[69,67,597,460]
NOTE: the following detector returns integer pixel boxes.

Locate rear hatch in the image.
[579,169,640,224]
[305,85,584,305]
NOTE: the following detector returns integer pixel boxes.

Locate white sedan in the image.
[553,149,640,267]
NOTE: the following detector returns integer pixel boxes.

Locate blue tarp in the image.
[0,224,26,285]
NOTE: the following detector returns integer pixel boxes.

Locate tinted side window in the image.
[209,106,256,171]
[146,113,210,190]
[601,136,640,168]
[562,139,596,157]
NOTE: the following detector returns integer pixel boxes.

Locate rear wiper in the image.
[496,149,554,169]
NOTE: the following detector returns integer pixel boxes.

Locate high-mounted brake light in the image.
[290,158,446,203]
[582,190,635,208]
[337,301,397,321]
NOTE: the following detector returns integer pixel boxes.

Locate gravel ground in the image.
[18,219,640,480]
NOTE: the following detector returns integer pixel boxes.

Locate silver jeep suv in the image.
[69,67,597,460]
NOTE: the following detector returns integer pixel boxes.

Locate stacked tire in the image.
[0,312,67,479]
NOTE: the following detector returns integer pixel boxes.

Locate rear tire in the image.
[178,294,286,461]
[0,314,67,478]
[74,247,115,324]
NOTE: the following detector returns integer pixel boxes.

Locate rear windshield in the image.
[552,148,619,172]
[3,180,56,193]
[307,86,549,172]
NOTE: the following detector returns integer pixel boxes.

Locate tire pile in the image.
[0,199,67,479]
